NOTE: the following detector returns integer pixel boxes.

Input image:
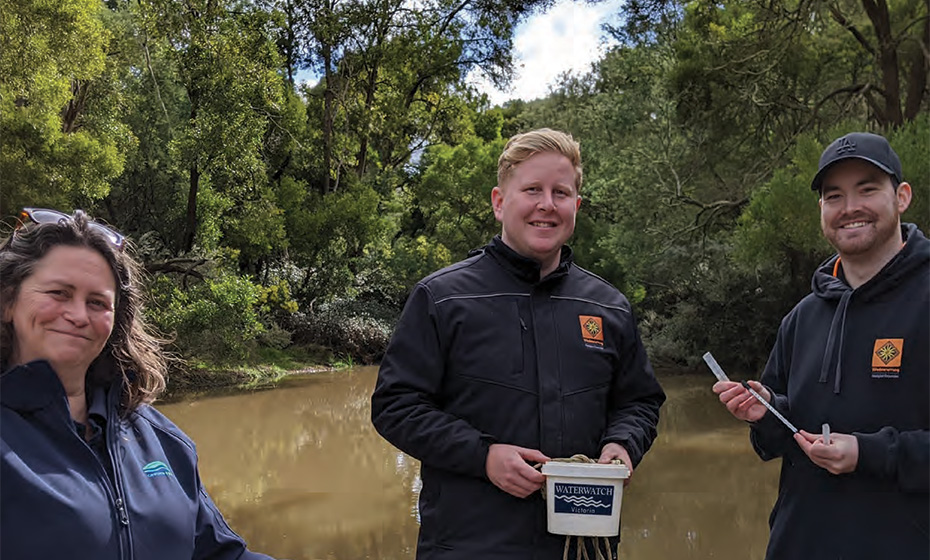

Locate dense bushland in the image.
[3,0,927,380]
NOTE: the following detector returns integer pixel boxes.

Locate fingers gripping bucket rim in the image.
[540,462,630,537]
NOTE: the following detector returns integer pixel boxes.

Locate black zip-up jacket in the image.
[751,223,930,559]
[371,237,665,559]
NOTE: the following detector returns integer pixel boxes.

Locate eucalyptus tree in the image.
[621,0,928,129]
[135,0,286,254]
[0,0,129,216]
[275,0,553,194]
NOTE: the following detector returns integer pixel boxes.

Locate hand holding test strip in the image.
[704,351,798,434]
[739,381,798,434]
[702,352,729,382]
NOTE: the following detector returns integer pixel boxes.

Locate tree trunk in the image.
[322,40,334,195]
[355,62,379,177]
[862,0,903,126]
[183,162,200,253]
[284,0,297,85]
[183,101,200,253]
[61,80,89,133]
[903,3,929,122]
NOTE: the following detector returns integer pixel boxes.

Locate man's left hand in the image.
[598,442,633,486]
[794,430,858,474]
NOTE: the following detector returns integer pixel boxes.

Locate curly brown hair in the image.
[0,210,167,412]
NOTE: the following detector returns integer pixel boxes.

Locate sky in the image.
[470,0,623,105]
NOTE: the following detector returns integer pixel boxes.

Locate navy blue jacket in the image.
[751,223,930,559]
[371,237,665,559]
[1,360,275,560]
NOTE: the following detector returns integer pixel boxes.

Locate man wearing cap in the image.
[714,132,929,558]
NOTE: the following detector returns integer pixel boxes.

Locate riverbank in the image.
[162,344,346,398]
[163,349,714,400]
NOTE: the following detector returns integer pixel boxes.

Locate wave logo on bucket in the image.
[553,483,613,516]
[142,461,173,478]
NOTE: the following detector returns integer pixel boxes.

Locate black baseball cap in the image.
[810,132,903,191]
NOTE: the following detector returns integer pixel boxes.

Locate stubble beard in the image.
[823,213,900,259]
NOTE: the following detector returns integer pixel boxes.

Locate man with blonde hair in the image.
[372,128,665,559]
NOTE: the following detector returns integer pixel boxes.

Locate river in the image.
[159,366,780,559]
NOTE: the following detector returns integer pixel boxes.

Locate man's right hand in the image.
[713,380,771,422]
[486,443,550,498]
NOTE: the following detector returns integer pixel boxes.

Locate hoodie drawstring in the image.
[819,290,852,394]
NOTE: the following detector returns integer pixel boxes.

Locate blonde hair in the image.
[497,128,583,192]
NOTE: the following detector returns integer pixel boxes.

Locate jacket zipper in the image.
[64,387,134,559]
[68,419,131,559]
[105,390,134,559]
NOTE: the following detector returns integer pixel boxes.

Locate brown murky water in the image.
[159,367,779,559]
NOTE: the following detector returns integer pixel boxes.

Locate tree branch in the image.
[828,2,876,56]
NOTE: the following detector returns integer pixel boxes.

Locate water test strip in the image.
[702,352,730,382]
[740,381,798,434]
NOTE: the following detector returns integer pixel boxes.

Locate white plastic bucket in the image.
[540,461,630,537]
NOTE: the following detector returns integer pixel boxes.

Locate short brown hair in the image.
[0,210,168,413]
[497,128,583,192]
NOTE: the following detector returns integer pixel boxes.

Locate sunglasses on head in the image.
[18,207,126,250]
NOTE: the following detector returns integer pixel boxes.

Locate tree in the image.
[412,135,506,258]
[621,0,929,129]
[136,0,285,253]
[0,0,129,216]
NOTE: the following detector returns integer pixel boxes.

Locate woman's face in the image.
[5,245,116,377]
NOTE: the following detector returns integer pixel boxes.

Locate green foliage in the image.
[413,136,506,258]
[386,235,454,292]
[135,0,285,252]
[474,109,504,142]
[258,279,300,314]
[284,182,384,302]
[0,0,129,215]
[222,196,289,266]
[148,273,265,363]
[890,113,930,232]
[733,133,831,279]
[286,299,397,365]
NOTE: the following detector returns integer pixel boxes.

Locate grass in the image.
[164,343,337,398]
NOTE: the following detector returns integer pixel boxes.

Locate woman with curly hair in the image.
[0,208,279,560]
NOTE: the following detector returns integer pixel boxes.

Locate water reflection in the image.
[159,367,779,559]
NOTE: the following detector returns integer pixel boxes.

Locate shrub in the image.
[285,298,397,365]
[147,273,265,363]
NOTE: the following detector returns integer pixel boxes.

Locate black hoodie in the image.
[750,223,929,559]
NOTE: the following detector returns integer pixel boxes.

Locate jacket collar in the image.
[485,235,573,284]
[1,359,122,414]
[1,360,68,413]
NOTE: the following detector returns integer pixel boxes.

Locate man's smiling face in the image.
[819,158,911,261]
[491,150,581,277]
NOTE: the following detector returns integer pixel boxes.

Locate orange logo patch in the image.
[579,315,604,347]
[872,338,903,376]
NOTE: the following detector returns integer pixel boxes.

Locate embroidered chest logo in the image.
[579,315,604,348]
[142,461,173,478]
[871,338,903,378]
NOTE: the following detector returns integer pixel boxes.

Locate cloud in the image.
[470,0,622,105]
